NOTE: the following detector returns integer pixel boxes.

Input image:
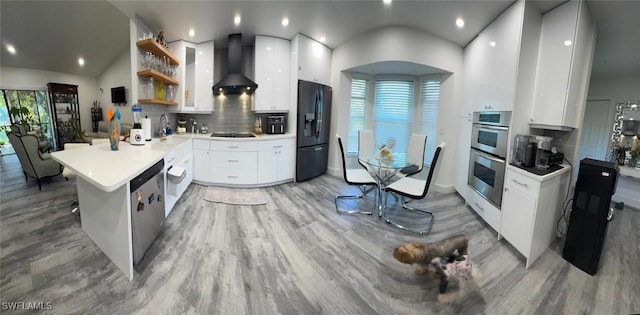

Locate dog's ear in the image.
[393,245,416,264]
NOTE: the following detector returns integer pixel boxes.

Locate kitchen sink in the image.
[210,133,256,138]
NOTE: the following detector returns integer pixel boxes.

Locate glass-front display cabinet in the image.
[47,83,81,150]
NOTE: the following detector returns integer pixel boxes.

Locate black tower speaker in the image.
[562,158,618,275]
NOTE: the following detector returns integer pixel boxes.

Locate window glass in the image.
[347,78,368,155]
[420,75,440,165]
[374,79,414,165]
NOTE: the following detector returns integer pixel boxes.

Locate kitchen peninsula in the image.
[51,137,190,280]
[50,133,295,279]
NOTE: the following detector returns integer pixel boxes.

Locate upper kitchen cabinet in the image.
[293,34,332,86]
[531,0,596,130]
[168,40,215,113]
[136,38,180,106]
[254,35,291,112]
[465,0,525,112]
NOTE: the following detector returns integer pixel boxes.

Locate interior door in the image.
[577,100,614,161]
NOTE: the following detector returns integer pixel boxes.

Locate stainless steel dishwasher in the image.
[130,159,165,265]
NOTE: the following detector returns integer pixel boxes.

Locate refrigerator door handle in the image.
[316,89,323,138]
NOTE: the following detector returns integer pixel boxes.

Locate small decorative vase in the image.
[108,119,120,151]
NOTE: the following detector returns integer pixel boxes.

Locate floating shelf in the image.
[136,69,179,85]
[136,39,179,65]
[138,99,178,106]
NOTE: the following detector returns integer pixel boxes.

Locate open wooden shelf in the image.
[138,99,178,106]
[136,39,179,65]
[136,69,179,85]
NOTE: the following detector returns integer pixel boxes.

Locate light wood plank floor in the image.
[1,154,638,314]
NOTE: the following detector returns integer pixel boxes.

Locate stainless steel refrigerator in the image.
[296,80,332,182]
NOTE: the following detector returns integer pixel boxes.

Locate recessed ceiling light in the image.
[456,18,465,28]
[6,44,16,55]
[282,18,289,26]
[383,0,392,4]
[78,57,85,66]
[489,41,496,47]
[564,40,572,46]
[189,29,195,37]
[266,46,271,50]
[319,36,326,43]
[234,15,241,26]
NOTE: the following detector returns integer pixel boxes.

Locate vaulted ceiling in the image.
[1,1,638,80]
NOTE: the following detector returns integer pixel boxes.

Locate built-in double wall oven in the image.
[468,111,511,208]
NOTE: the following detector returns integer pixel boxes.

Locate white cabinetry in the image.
[455,115,472,200]
[165,139,193,216]
[468,190,502,233]
[168,40,214,113]
[257,138,295,184]
[254,36,291,112]
[210,141,258,185]
[192,139,211,182]
[500,166,570,268]
[531,0,596,130]
[464,1,524,112]
[293,34,332,86]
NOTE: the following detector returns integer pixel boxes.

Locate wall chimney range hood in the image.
[212,33,258,95]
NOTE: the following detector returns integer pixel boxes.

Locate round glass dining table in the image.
[359,157,410,217]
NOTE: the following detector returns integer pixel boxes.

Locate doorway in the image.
[577,99,615,161]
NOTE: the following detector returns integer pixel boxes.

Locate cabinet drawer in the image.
[211,151,257,169]
[505,169,540,196]
[468,190,501,232]
[211,168,257,185]
[193,139,210,150]
[211,141,257,152]
[258,138,294,151]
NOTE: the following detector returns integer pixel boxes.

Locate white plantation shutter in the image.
[373,79,414,165]
[347,78,368,155]
[420,75,441,165]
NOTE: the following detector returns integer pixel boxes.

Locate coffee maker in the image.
[512,134,532,166]
[535,136,553,168]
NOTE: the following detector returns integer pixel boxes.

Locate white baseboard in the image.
[327,166,341,177]
[433,184,455,194]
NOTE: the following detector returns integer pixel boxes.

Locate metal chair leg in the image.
[384,192,434,235]
[71,199,80,216]
[335,185,377,215]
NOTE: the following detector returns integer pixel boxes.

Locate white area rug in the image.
[204,187,267,205]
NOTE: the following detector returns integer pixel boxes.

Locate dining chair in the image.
[397,133,427,178]
[335,135,379,215]
[63,142,90,215]
[383,142,445,235]
[358,129,375,173]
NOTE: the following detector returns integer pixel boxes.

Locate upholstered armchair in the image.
[7,131,64,190]
[10,124,50,153]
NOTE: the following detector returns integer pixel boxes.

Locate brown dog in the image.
[393,235,469,276]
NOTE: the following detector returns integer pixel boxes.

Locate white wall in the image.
[0,67,99,133]
[97,49,133,124]
[588,75,640,102]
[329,26,464,192]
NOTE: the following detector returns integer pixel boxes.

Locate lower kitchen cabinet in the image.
[211,141,258,185]
[192,139,211,182]
[500,165,570,268]
[257,138,295,184]
[467,189,502,233]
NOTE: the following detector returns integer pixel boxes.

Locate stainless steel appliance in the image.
[212,34,258,95]
[266,115,286,134]
[471,111,510,158]
[534,136,553,169]
[511,134,532,166]
[130,159,165,265]
[296,80,332,181]
[468,111,511,208]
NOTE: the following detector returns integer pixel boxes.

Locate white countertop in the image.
[507,164,573,182]
[51,137,191,192]
[173,132,295,141]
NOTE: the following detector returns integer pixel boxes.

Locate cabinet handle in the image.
[228,146,239,149]
[273,145,283,148]
[227,175,238,178]
[227,160,238,163]
[511,178,529,188]
[474,202,485,212]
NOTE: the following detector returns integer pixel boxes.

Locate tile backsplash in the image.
[174,95,288,135]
